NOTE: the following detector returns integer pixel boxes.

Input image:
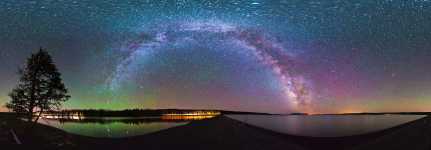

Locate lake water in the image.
[39,117,190,138]
[39,115,425,138]
[228,114,425,137]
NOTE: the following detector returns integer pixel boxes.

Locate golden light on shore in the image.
[161,115,217,120]
[41,111,221,121]
[163,111,221,116]
[162,111,220,120]
[42,112,85,120]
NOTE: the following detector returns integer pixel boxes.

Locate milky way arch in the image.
[107,21,312,111]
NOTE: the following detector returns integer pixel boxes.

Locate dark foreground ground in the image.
[1,113,430,150]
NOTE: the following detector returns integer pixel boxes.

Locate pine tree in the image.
[6,48,70,123]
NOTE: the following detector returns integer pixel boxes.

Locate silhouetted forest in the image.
[44,109,272,117]
[56,118,190,124]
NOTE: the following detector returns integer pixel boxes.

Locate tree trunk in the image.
[33,108,43,124]
[27,111,33,122]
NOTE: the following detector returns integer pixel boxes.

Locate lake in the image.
[39,116,215,138]
[228,114,425,137]
[39,114,425,138]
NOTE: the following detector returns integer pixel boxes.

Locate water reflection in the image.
[228,114,425,137]
[50,115,216,124]
[39,115,215,138]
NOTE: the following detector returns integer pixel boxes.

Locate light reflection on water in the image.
[39,116,215,138]
[228,114,425,137]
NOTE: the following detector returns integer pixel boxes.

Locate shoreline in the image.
[222,115,428,150]
[1,114,430,150]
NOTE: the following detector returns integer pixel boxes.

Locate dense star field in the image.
[0,0,431,113]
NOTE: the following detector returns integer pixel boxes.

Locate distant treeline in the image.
[44,109,272,117]
[56,118,190,124]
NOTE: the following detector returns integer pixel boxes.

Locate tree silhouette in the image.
[6,48,70,123]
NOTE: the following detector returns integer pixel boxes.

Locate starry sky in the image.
[1,0,431,114]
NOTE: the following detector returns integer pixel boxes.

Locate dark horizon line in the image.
[57,108,431,114]
[3,107,431,116]
[50,108,277,115]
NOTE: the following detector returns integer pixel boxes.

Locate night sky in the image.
[1,0,431,114]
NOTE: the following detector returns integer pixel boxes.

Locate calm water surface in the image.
[228,115,425,137]
[39,117,189,138]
